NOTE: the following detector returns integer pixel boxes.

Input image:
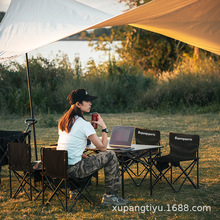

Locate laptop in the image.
[109,126,135,148]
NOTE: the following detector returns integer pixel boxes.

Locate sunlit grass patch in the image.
[0,112,219,219]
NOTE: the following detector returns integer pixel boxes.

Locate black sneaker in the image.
[101,194,129,206]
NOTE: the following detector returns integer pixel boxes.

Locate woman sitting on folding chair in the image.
[57,89,129,206]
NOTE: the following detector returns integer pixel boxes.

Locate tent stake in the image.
[25,53,38,161]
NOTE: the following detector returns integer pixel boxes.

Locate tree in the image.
[93,28,112,38]
[119,0,150,9]
[112,26,183,72]
[90,25,192,74]
[79,31,90,39]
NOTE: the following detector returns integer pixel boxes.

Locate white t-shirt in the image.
[57,116,96,165]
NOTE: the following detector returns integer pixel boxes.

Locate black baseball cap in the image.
[67,89,97,105]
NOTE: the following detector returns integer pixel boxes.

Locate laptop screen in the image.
[109,126,135,148]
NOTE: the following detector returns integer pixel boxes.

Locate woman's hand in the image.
[90,113,108,151]
[92,113,107,129]
[82,153,89,159]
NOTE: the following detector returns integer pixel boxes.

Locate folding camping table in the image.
[86,144,163,198]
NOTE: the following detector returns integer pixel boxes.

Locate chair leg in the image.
[65,180,68,212]
[137,162,139,176]
[36,177,50,201]
[42,173,44,206]
[153,166,177,192]
[69,176,94,212]
[30,172,32,201]
[126,165,150,187]
[96,174,98,186]
[12,171,38,200]
[93,171,98,186]
[9,169,12,198]
[197,158,199,189]
[172,161,194,184]
[177,162,197,192]
[44,177,68,211]
[170,166,172,184]
[45,179,64,204]
[13,172,31,200]
[120,156,154,187]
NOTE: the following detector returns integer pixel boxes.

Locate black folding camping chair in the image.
[8,142,40,200]
[0,119,37,183]
[42,147,95,212]
[153,132,200,192]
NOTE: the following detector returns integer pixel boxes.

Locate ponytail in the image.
[58,103,84,133]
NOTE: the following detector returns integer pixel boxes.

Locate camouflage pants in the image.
[67,150,121,195]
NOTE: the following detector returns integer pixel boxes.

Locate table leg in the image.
[0,165,1,184]
[121,155,125,199]
[150,149,152,196]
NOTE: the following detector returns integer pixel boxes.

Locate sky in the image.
[0,0,127,15]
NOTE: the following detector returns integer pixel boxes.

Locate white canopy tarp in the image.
[0,0,219,63]
[0,0,113,63]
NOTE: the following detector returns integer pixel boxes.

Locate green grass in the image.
[0,112,219,219]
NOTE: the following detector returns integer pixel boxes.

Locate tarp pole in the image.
[25,53,38,161]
